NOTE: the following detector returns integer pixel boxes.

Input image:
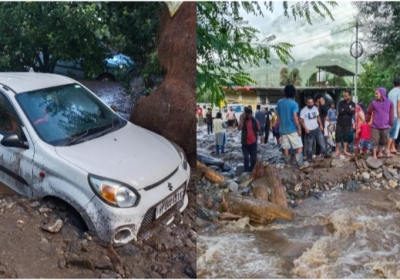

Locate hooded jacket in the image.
[366,87,394,129]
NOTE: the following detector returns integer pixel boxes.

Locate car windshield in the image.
[16,83,126,146]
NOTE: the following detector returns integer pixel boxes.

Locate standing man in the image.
[366,88,394,159]
[314,93,328,156]
[226,106,237,130]
[300,97,331,162]
[335,91,356,157]
[255,105,266,145]
[327,103,337,133]
[264,107,272,144]
[205,108,213,134]
[196,105,203,126]
[238,107,260,172]
[276,85,306,169]
[386,78,400,154]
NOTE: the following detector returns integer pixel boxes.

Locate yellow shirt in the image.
[271,113,278,127]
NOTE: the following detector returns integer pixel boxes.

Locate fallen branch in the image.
[224,193,293,223]
[196,160,226,183]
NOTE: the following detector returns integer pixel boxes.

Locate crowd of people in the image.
[196,77,400,172]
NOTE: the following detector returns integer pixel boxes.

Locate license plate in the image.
[155,187,184,220]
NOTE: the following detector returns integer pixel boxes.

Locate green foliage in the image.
[279,67,302,86]
[0,2,163,83]
[326,74,348,87]
[197,1,337,106]
[357,61,395,104]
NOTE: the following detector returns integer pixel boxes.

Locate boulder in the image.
[365,157,383,169]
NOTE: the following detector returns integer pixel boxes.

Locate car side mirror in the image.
[1,133,29,149]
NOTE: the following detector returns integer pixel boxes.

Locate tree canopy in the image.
[197,1,337,106]
[0,2,163,79]
[279,67,302,86]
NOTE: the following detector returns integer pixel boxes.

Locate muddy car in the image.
[0,72,190,245]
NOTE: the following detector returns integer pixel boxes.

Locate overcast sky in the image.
[241,1,359,61]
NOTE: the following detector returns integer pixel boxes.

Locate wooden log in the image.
[218,212,242,221]
[263,165,288,207]
[224,192,293,223]
[196,160,226,183]
[250,160,266,180]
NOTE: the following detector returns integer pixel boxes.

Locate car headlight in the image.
[88,175,140,208]
[170,141,188,170]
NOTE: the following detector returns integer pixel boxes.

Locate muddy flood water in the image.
[196,125,400,279]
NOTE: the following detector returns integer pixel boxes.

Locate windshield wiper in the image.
[64,119,119,146]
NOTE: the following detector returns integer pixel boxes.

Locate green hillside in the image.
[245,52,367,87]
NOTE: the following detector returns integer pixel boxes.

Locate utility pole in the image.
[354,20,359,103]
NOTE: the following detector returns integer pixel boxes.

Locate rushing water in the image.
[197,125,400,279]
[197,189,400,278]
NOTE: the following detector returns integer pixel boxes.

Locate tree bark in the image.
[224,193,293,223]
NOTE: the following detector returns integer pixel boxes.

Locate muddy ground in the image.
[0,80,196,279]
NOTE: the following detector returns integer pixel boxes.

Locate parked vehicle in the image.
[38,51,135,81]
[0,72,189,245]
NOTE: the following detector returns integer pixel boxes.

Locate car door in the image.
[0,92,35,197]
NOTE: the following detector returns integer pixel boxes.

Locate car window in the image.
[0,93,25,139]
[16,83,126,146]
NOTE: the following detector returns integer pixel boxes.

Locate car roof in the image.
[0,72,76,94]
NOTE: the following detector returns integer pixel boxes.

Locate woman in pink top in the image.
[354,104,365,153]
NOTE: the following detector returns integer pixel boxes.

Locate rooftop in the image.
[316,65,356,77]
[0,72,75,94]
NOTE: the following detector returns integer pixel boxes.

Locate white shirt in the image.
[300,106,320,131]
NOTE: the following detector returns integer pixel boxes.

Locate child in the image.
[357,121,372,154]
[324,119,335,152]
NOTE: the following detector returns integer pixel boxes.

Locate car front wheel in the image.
[98,73,116,82]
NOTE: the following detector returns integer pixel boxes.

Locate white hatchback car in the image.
[0,72,190,245]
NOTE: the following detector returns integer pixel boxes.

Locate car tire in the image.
[98,73,116,82]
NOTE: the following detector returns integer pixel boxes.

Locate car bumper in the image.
[81,163,190,246]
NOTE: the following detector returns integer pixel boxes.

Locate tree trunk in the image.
[224,193,293,223]
[129,2,196,167]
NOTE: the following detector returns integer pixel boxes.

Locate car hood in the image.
[54,122,181,190]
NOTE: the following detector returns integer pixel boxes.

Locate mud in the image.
[0,80,196,278]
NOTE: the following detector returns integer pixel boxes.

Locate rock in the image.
[376,173,383,179]
[239,178,253,188]
[94,256,113,270]
[39,207,51,213]
[373,182,381,188]
[388,168,398,176]
[383,169,395,181]
[287,190,306,199]
[370,171,377,177]
[184,264,196,278]
[362,172,370,180]
[294,183,302,192]
[345,180,360,191]
[188,230,197,242]
[366,157,383,169]
[227,181,239,193]
[389,180,398,189]
[58,259,67,269]
[185,238,195,247]
[42,219,63,233]
[29,201,41,208]
[47,200,56,209]
[0,265,7,275]
[331,159,345,167]
[383,184,391,190]
[223,188,229,193]
[174,239,184,247]
[238,171,250,183]
[222,163,233,172]
[100,271,122,279]
[118,244,140,257]
[241,187,251,196]
[67,256,94,270]
[197,207,218,221]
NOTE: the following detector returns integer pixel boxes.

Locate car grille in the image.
[137,184,186,240]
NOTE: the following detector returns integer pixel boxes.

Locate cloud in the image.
[241,1,359,61]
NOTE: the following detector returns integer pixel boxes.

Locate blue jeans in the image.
[389,119,400,139]
[207,120,213,134]
[216,133,226,154]
[306,128,327,160]
[242,142,257,172]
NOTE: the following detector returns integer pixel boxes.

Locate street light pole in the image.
[354,20,359,103]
